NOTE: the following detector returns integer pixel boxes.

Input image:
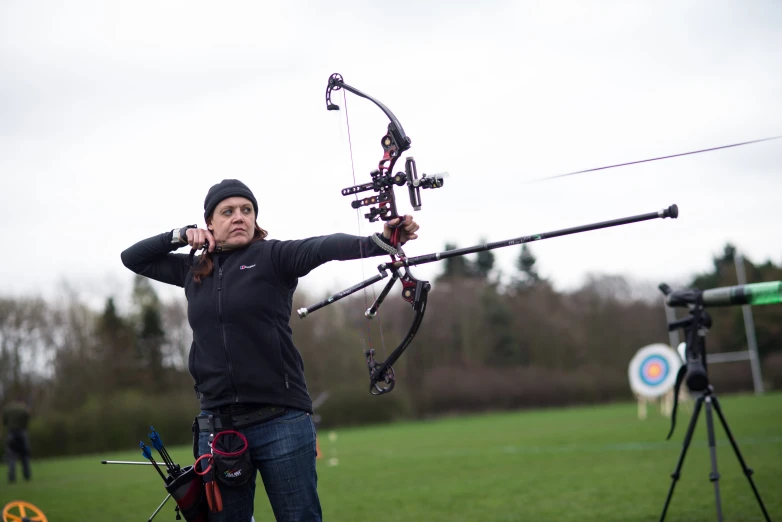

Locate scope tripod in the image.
[658,299,771,522]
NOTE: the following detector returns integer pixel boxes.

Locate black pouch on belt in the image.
[211,430,253,487]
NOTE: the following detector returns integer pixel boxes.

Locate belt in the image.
[197,405,287,432]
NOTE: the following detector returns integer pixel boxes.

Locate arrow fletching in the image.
[149,430,164,451]
[140,441,153,460]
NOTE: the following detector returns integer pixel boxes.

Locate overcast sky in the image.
[1,1,780,309]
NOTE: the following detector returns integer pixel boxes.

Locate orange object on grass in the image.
[3,501,48,522]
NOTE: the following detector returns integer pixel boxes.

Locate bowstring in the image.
[341,90,388,359]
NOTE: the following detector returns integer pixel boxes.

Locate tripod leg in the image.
[703,397,724,522]
[659,395,704,522]
[148,494,171,522]
[711,395,772,522]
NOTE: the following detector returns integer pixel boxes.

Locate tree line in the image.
[1,243,780,457]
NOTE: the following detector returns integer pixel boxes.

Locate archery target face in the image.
[628,343,681,398]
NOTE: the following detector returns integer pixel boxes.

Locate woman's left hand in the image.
[383,215,420,245]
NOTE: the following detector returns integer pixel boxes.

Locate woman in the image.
[121,178,419,522]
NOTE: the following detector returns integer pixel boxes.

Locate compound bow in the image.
[298,73,679,396]
[307,73,445,395]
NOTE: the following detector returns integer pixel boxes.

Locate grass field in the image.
[2,392,780,522]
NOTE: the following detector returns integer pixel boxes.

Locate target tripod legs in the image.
[710,395,772,522]
[703,396,724,522]
[659,389,771,522]
[659,393,704,522]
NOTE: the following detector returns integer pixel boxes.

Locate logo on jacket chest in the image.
[239,264,256,270]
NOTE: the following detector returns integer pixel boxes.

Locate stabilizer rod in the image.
[297,204,678,318]
[394,204,678,270]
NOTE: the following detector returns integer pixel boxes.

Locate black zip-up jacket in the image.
[121,231,390,413]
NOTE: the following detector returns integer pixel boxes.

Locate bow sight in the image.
[326,73,445,223]
[342,157,446,222]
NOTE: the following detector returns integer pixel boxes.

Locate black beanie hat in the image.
[203,179,259,221]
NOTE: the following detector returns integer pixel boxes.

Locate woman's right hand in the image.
[186,227,217,253]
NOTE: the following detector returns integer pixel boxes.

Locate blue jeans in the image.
[197,408,322,522]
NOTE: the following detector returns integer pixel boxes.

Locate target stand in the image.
[628,344,683,419]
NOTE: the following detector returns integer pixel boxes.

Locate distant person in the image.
[121,179,420,522]
[3,400,32,483]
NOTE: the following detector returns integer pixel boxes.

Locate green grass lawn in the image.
[2,392,780,522]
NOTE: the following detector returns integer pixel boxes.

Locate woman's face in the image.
[208,196,256,248]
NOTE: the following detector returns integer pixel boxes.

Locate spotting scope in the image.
[660,281,782,308]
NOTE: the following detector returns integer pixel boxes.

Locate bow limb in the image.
[326,73,411,153]
[366,273,430,395]
[327,73,437,224]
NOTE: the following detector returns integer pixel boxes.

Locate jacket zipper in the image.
[218,266,239,402]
